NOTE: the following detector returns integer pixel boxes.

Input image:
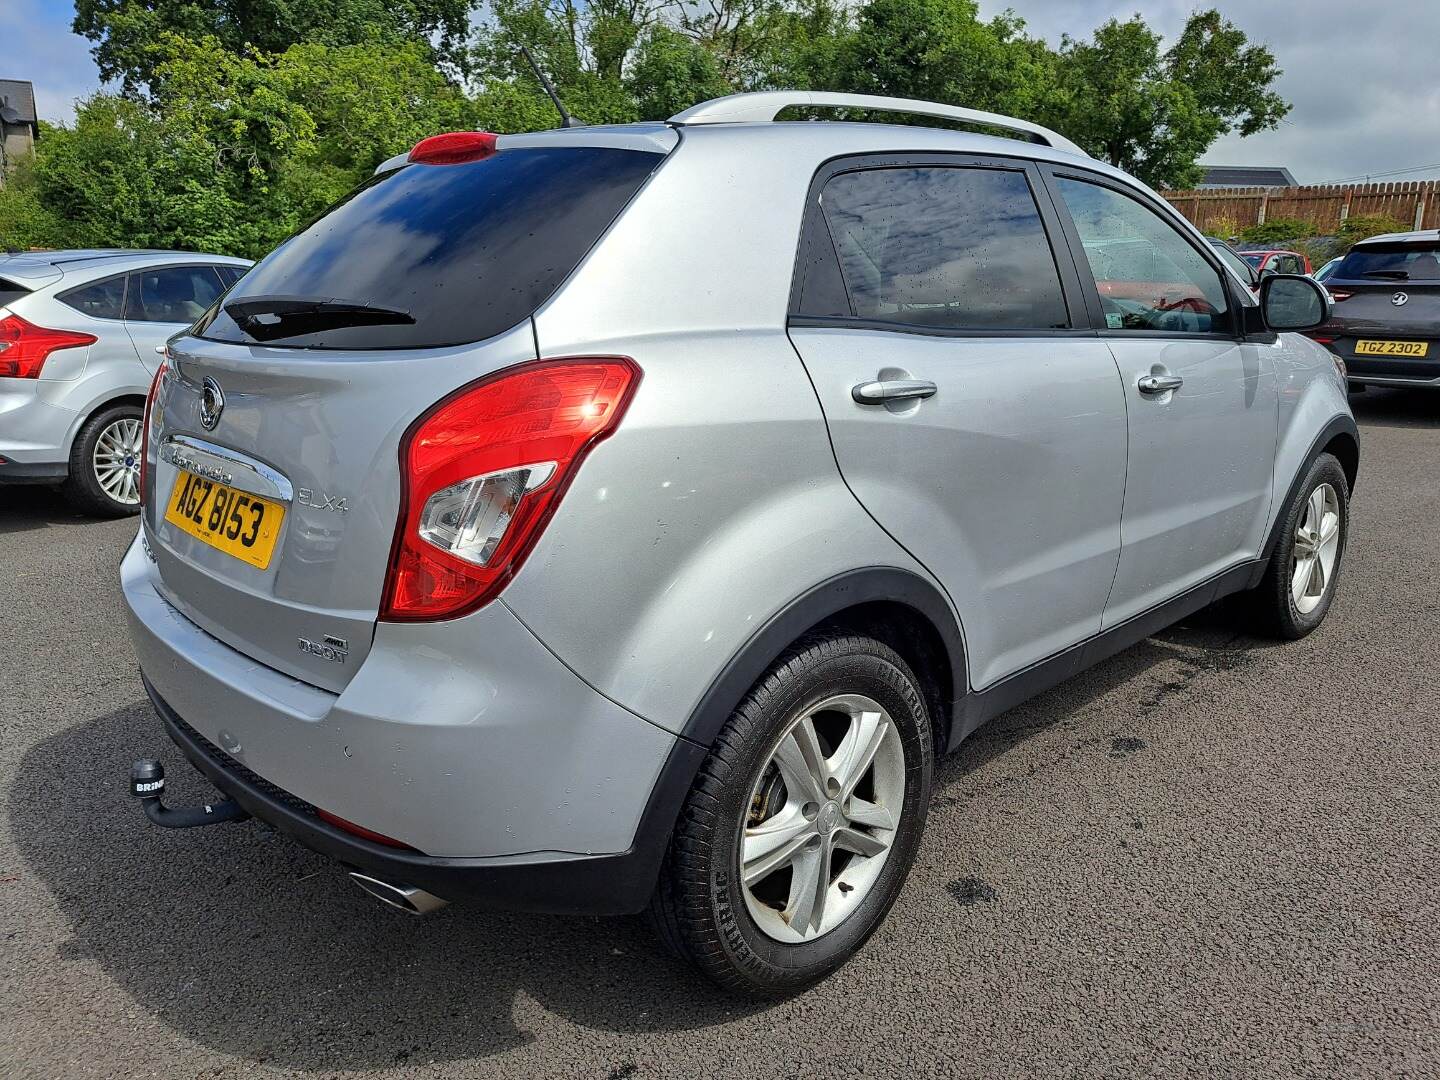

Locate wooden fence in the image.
[1161,180,1440,235]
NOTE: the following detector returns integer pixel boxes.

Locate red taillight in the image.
[1328,290,1352,302]
[0,314,97,379]
[139,358,167,503]
[1309,335,1336,345]
[408,131,498,166]
[381,358,640,621]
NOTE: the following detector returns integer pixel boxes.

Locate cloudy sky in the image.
[6,0,1440,185]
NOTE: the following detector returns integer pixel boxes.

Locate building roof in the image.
[1198,165,1298,189]
[0,79,38,125]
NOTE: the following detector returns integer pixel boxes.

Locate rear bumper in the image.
[145,676,703,914]
[0,384,73,474]
[1348,372,1440,389]
[122,531,704,913]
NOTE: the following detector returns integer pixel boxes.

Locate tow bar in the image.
[129,759,249,828]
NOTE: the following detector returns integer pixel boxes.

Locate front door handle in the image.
[851,379,938,405]
[1137,373,1184,395]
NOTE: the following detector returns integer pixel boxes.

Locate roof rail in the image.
[669,91,1087,157]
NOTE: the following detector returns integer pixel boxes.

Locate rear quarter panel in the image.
[508,125,942,735]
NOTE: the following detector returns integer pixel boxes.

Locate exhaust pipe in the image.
[348,871,449,915]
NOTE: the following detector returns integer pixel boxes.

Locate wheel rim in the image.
[1291,482,1341,615]
[93,417,142,506]
[739,693,906,944]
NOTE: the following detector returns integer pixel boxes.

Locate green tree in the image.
[72,0,477,92]
[8,34,479,257]
[1048,9,1289,189]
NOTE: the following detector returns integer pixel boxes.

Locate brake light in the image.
[382,358,640,620]
[139,358,167,503]
[408,131,498,166]
[0,314,96,379]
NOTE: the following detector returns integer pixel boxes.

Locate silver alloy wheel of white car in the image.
[93,416,143,507]
[740,693,906,943]
[1292,482,1341,614]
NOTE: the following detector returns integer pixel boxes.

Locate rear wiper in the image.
[224,295,415,340]
[1360,270,1410,280]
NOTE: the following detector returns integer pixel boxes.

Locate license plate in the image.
[164,472,285,569]
[1354,339,1429,357]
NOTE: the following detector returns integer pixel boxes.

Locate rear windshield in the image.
[195,145,663,349]
[1240,253,1265,268]
[1335,243,1440,282]
[0,278,31,308]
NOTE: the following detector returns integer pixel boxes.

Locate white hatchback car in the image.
[0,250,251,515]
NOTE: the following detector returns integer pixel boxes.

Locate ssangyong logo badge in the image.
[1392,292,1409,307]
[199,376,225,430]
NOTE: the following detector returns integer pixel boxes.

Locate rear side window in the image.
[803,166,1069,330]
[1336,243,1440,281]
[216,265,246,287]
[0,278,31,308]
[196,146,663,350]
[58,274,127,320]
[127,266,226,324]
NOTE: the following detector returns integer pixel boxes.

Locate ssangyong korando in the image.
[123,92,1357,995]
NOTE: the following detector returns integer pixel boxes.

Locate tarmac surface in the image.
[2,387,1436,1078]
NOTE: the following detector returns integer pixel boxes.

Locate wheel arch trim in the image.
[1261,413,1359,564]
[678,566,968,750]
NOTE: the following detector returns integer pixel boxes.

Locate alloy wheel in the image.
[1291,482,1341,615]
[93,417,142,507]
[739,693,906,943]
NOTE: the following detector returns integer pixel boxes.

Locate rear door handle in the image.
[1137,373,1184,395]
[851,379,938,405]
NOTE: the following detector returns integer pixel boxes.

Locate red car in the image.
[1241,249,1312,275]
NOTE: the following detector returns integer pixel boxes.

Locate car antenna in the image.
[519,44,584,129]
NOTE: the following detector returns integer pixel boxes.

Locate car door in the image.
[123,264,228,372]
[787,154,1129,690]
[1044,168,1278,627]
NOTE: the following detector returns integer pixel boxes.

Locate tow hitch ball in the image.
[129,759,249,828]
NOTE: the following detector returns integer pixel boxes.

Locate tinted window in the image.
[1336,243,1440,281]
[1055,177,1229,333]
[811,166,1069,330]
[128,266,225,324]
[216,265,246,287]
[58,274,127,320]
[0,278,32,308]
[196,146,662,350]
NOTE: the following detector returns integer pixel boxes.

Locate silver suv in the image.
[122,93,1357,995]
[1,250,252,514]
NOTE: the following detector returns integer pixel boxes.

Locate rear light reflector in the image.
[1309,335,1335,345]
[0,314,97,378]
[1328,290,1352,302]
[382,358,640,621]
[316,808,416,850]
[408,131,498,165]
[139,359,167,504]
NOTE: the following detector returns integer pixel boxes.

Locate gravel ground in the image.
[2,388,1437,1079]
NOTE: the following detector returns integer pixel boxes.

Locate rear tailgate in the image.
[1325,281,1440,376]
[141,133,672,691]
[145,327,538,691]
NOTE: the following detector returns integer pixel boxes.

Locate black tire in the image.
[1248,452,1350,639]
[650,631,934,996]
[63,403,144,518]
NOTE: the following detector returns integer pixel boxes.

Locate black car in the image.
[1315,229,1440,389]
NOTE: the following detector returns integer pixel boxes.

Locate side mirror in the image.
[1260,273,1331,332]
